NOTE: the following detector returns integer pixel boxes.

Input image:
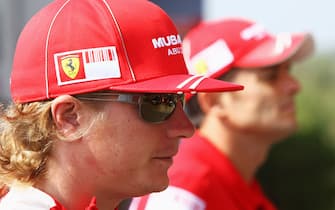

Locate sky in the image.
[203,0,335,53]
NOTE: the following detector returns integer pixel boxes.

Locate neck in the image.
[199,115,273,183]
[35,150,120,210]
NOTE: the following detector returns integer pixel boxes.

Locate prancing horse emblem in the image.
[61,56,80,79]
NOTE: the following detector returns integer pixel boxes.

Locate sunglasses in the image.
[76,92,185,123]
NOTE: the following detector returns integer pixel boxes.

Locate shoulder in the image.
[129,186,206,210]
[0,186,58,210]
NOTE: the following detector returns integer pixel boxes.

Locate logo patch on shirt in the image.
[54,46,121,85]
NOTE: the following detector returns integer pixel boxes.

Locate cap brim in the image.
[235,33,314,68]
[108,74,243,94]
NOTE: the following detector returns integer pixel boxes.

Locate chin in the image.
[151,177,170,192]
[139,175,169,195]
[271,123,297,141]
[129,179,169,198]
[275,115,297,129]
[151,184,169,193]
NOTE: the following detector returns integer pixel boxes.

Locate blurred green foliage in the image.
[258,51,335,210]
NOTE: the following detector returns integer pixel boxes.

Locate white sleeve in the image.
[0,186,56,210]
[130,186,206,210]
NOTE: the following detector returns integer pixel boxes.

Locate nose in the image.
[166,103,195,139]
[283,72,301,95]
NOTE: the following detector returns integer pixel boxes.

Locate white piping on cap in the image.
[176,75,205,90]
[44,0,71,99]
[103,0,136,81]
[189,76,206,90]
[176,75,199,89]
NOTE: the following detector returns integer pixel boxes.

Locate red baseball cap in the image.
[10,0,243,103]
[182,17,315,79]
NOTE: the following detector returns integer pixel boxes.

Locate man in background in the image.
[129,17,314,210]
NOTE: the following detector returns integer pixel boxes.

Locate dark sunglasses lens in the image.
[140,94,183,123]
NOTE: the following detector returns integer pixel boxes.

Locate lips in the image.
[153,152,177,160]
[280,100,296,113]
[151,138,179,163]
[152,150,178,166]
[152,156,174,169]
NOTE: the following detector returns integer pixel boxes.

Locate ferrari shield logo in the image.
[194,59,208,75]
[61,55,80,79]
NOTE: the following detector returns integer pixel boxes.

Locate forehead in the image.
[262,60,292,71]
[234,60,292,75]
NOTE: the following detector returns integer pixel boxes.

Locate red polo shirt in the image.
[130,131,276,210]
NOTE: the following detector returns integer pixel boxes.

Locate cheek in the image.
[243,85,277,109]
[226,88,277,123]
[92,111,157,168]
[85,126,152,180]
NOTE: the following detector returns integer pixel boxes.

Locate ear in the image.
[198,92,231,119]
[197,92,221,114]
[51,95,81,140]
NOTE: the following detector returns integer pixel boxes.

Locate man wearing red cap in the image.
[129,17,314,210]
[0,2,243,210]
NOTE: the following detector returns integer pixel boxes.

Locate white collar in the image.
[0,185,56,210]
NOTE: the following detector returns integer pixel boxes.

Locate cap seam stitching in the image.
[102,0,136,82]
[44,0,71,99]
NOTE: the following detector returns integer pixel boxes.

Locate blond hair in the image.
[0,101,55,186]
[0,93,110,186]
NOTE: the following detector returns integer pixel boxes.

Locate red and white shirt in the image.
[130,131,277,210]
[0,186,98,210]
